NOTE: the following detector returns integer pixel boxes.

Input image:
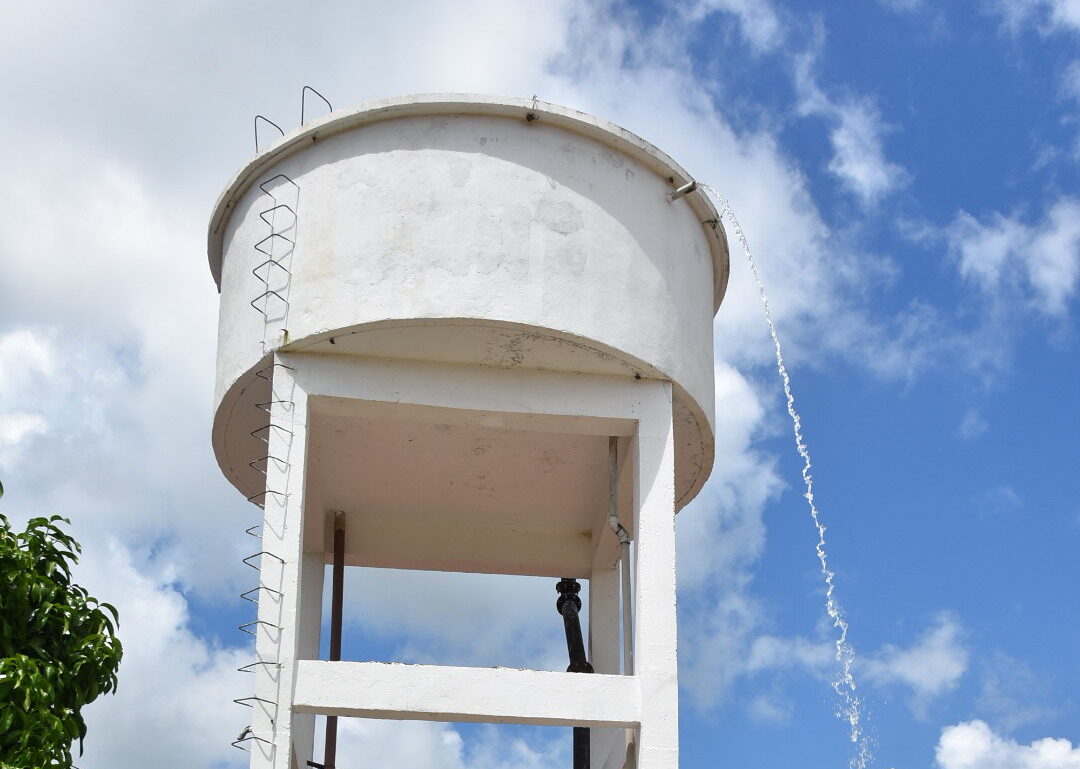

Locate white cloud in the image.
[1063,60,1080,102]
[318,719,568,769]
[878,0,925,11]
[76,538,249,769]
[340,568,568,671]
[330,718,467,769]
[977,654,1059,732]
[863,613,968,715]
[746,634,834,674]
[794,49,909,206]
[936,720,1080,769]
[690,0,785,52]
[0,327,56,392]
[0,1,977,764]
[948,198,1080,317]
[747,693,794,723]
[0,411,48,461]
[959,409,989,440]
[826,99,909,205]
[0,329,57,462]
[676,363,782,707]
[973,485,1023,515]
[990,0,1080,34]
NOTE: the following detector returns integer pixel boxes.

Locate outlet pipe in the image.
[607,436,633,676]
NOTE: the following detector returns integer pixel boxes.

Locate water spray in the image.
[701,183,873,769]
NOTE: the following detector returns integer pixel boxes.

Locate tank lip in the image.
[206,93,730,311]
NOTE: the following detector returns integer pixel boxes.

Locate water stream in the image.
[701,184,873,769]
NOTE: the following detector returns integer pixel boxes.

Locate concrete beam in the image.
[292,661,640,727]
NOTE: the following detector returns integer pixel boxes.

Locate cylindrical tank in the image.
[208,94,729,508]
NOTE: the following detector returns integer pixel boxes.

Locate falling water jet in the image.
[701,183,873,769]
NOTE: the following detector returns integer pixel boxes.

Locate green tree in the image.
[0,480,123,768]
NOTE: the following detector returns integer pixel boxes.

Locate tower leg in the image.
[633,382,678,769]
[249,358,310,769]
[588,565,624,769]
[322,513,346,768]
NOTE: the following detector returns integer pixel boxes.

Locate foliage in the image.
[0,504,122,768]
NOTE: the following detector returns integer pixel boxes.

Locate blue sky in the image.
[0,1,1078,768]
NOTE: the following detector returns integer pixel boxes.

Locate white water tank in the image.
[209,94,731,769]
[208,94,729,513]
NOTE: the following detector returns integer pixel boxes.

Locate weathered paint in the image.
[209,94,728,510]
[209,95,724,769]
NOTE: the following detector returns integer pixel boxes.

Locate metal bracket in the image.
[232,726,275,751]
[254,362,296,382]
[240,584,285,603]
[237,660,281,674]
[234,695,277,708]
[254,116,285,153]
[246,489,289,509]
[242,551,285,570]
[301,85,333,125]
[238,619,281,636]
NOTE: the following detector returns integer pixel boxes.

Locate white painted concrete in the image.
[293,661,640,727]
[633,382,680,769]
[247,360,309,768]
[233,356,686,768]
[210,96,722,769]
[209,94,729,510]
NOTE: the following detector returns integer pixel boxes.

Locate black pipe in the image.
[323,513,346,769]
[556,578,592,769]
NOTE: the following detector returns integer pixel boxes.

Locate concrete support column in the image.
[249,357,310,769]
[589,564,624,769]
[633,381,678,769]
[291,550,324,767]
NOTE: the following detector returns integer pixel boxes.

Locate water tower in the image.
[208,94,729,769]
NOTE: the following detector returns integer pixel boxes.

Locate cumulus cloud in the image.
[947,197,1080,317]
[1064,60,1080,102]
[958,409,989,440]
[0,151,252,599]
[0,1,976,765]
[976,654,1059,733]
[973,485,1023,516]
[676,363,783,708]
[878,0,925,11]
[320,720,568,769]
[75,539,249,769]
[794,49,909,206]
[340,568,568,671]
[989,0,1080,35]
[690,0,785,52]
[863,613,968,716]
[936,720,1080,769]
[747,693,795,723]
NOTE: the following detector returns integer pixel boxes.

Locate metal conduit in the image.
[315,512,346,769]
[607,436,637,769]
[556,578,593,769]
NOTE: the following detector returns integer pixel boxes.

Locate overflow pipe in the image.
[667,179,697,202]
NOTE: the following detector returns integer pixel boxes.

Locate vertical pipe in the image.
[608,437,634,676]
[556,578,592,769]
[557,579,593,673]
[323,512,346,769]
[609,437,637,769]
[620,542,633,675]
